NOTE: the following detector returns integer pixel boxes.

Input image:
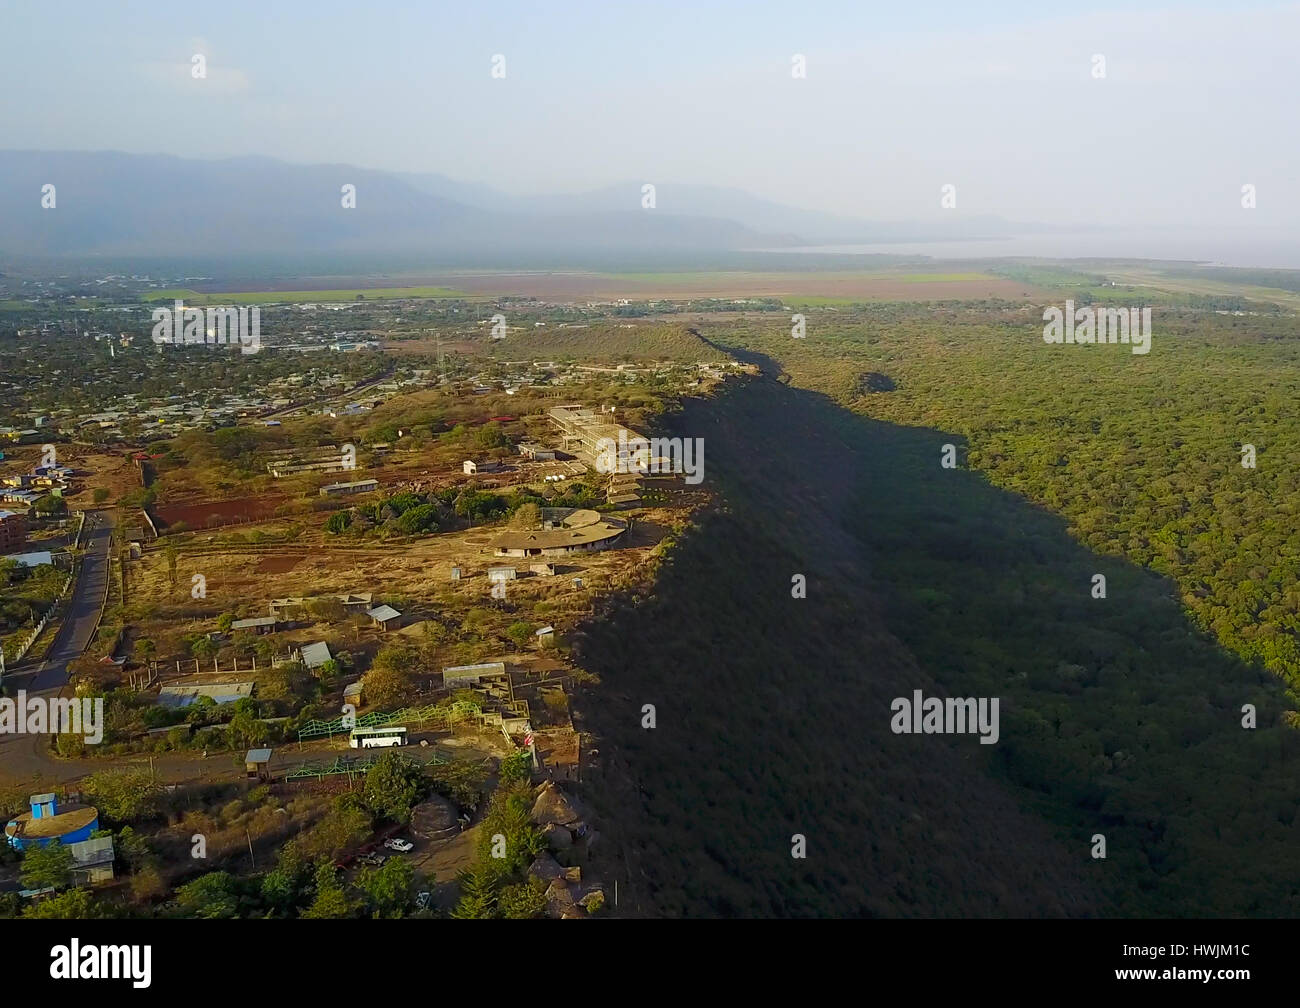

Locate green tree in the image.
[498,876,548,919]
[356,857,417,918]
[23,888,108,919]
[217,611,236,634]
[20,841,73,890]
[301,862,356,919]
[92,487,111,505]
[506,621,535,651]
[449,864,498,919]
[362,752,425,824]
[175,871,241,919]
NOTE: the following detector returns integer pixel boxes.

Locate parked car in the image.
[384,838,414,853]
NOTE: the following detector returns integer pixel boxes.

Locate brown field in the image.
[154,494,292,530]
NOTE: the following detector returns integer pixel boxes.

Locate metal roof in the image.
[366,605,401,621]
[245,748,273,764]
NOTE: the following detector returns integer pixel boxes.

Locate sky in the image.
[2,0,1297,231]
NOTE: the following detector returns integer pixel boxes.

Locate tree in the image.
[135,638,156,662]
[301,862,356,919]
[510,501,541,529]
[498,877,548,919]
[324,511,352,535]
[92,487,111,505]
[81,770,158,823]
[34,494,67,515]
[175,871,241,919]
[449,865,498,919]
[507,621,535,652]
[217,612,236,634]
[356,857,417,918]
[23,888,108,919]
[364,643,419,709]
[20,841,73,890]
[362,752,425,824]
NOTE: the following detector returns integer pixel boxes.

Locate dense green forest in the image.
[577,304,1300,916]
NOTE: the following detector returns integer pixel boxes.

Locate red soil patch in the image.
[154,495,291,530]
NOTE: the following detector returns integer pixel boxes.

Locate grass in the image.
[142,287,470,305]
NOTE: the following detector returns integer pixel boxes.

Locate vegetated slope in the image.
[574,372,1109,917]
[703,314,1300,916]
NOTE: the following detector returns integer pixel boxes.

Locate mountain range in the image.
[0,150,1041,262]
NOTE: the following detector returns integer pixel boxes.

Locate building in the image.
[2,550,56,569]
[343,680,364,707]
[230,616,279,634]
[463,459,503,475]
[299,641,333,670]
[535,626,555,647]
[319,478,379,497]
[68,835,116,885]
[5,794,100,851]
[491,508,628,558]
[443,662,507,689]
[487,566,517,581]
[547,404,650,469]
[245,748,273,781]
[270,593,372,619]
[366,604,402,630]
[518,443,556,461]
[0,509,26,551]
[158,682,254,708]
[529,562,557,576]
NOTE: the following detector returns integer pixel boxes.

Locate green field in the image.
[142,286,469,305]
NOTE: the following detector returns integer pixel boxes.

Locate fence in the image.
[297,699,485,742]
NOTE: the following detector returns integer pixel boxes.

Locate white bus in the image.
[349,726,408,749]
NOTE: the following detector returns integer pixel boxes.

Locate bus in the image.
[349,726,408,749]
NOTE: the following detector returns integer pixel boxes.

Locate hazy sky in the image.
[3,0,1297,228]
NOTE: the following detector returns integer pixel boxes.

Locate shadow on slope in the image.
[576,354,1300,918]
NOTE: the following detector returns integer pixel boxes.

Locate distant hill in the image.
[0,151,790,260]
[0,150,1040,263]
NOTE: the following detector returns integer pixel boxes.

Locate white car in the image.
[384,838,414,853]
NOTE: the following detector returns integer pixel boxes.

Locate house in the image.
[366,604,402,631]
[230,616,279,635]
[158,682,254,708]
[487,566,517,581]
[535,626,555,647]
[319,478,379,497]
[68,835,115,886]
[299,641,333,670]
[518,443,556,461]
[343,680,363,707]
[443,662,507,689]
[463,459,502,475]
[0,510,26,551]
[2,550,55,569]
[245,748,273,781]
[529,562,556,577]
[270,593,372,619]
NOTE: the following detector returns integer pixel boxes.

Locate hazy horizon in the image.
[3,0,1298,246]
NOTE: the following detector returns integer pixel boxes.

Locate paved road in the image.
[29,508,114,691]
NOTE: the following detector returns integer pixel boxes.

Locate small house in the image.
[245,748,273,781]
[366,604,402,631]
